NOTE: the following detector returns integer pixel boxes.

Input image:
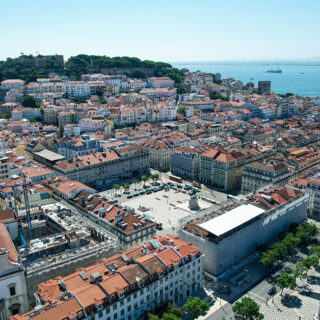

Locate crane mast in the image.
[22,179,33,240]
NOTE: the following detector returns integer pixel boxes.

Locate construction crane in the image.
[0,178,33,240]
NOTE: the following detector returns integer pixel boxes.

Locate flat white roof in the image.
[199,204,265,237]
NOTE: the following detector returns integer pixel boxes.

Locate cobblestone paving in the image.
[246,270,320,320]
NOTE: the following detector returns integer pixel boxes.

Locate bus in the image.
[192,181,201,189]
[169,175,182,183]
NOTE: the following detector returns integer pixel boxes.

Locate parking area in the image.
[121,187,216,235]
[98,181,223,235]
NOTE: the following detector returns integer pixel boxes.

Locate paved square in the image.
[122,189,213,235]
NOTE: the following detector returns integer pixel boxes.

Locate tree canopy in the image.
[0,54,185,84]
[232,297,264,320]
[0,54,64,82]
[21,95,39,108]
[276,273,297,296]
[177,106,187,117]
[130,68,146,79]
[182,296,209,319]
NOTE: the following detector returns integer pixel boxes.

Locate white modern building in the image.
[182,186,308,278]
[64,81,90,97]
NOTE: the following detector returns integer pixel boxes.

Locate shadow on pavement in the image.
[280,294,302,309]
[300,290,320,301]
[307,275,320,286]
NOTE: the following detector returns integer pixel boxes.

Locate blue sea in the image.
[172,61,320,97]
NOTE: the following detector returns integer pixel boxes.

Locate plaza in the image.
[121,188,216,235]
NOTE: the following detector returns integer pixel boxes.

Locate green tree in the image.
[123,183,130,190]
[309,244,320,263]
[21,95,38,108]
[177,106,187,117]
[209,90,229,101]
[260,250,277,268]
[161,313,181,320]
[100,98,106,104]
[147,314,160,320]
[282,233,300,253]
[151,173,160,182]
[232,297,264,320]
[1,111,12,119]
[142,175,149,186]
[293,261,307,279]
[296,227,310,244]
[303,223,319,238]
[276,273,297,296]
[272,242,288,259]
[302,256,318,275]
[183,296,209,319]
[130,68,146,79]
[166,304,183,318]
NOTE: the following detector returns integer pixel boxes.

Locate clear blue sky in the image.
[1,0,319,62]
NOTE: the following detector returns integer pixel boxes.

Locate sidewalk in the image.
[197,298,228,320]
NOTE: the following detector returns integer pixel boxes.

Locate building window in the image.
[9,285,16,296]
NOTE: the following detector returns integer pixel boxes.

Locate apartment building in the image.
[199,147,273,191]
[71,190,156,249]
[142,140,171,171]
[53,146,149,189]
[79,118,108,133]
[139,87,177,101]
[183,186,307,277]
[241,160,290,193]
[148,76,175,88]
[64,81,90,97]
[180,101,214,111]
[44,176,95,200]
[63,124,81,137]
[170,147,203,179]
[13,234,203,320]
[0,155,11,181]
[54,135,103,160]
[0,221,28,319]
[57,111,75,129]
[43,106,57,124]
[1,79,25,91]
[26,82,64,94]
[0,102,19,114]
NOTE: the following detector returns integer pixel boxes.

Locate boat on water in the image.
[267,68,282,73]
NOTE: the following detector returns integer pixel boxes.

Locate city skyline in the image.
[1,0,320,62]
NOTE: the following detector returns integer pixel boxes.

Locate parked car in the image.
[268,287,276,295]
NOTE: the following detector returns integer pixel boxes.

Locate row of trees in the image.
[111,174,160,195]
[260,223,319,268]
[276,242,319,296]
[148,297,209,320]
